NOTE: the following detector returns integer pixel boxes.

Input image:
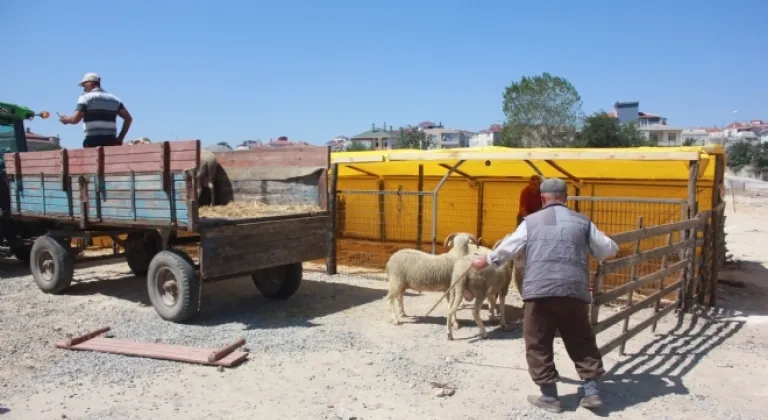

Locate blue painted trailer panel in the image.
[8,171,191,226]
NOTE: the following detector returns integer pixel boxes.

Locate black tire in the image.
[146,250,200,323]
[30,236,75,294]
[125,231,162,276]
[251,263,303,300]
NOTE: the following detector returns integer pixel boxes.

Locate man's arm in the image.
[116,104,132,145]
[59,96,86,125]
[486,222,528,267]
[588,222,619,262]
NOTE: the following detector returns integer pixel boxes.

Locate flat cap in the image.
[539,178,567,194]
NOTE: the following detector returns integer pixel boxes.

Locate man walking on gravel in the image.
[58,72,133,147]
[471,178,619,413]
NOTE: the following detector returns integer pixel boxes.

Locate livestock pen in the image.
[312,145,725,307]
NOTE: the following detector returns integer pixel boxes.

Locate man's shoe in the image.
[580,394,603,410]
[527,395,563,413]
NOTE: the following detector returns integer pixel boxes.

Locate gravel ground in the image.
[1,196,767,420]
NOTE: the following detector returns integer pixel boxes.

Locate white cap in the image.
[78,72,101,86]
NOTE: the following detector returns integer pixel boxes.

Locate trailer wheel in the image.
[125,231,162,276]
[251,263,303,300]
[146,250,200,323]
[30,236,75,294]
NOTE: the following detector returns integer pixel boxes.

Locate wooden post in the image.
[417,165,424,250]
[619,216,643,355]
[377,179,386,241]
[589,267,605,325]
[708,154,726,307]
[651,232,674,333]
[682,159,699,312]
[476,181,484,242]
[326,163,339,275]
[697,215,711,306]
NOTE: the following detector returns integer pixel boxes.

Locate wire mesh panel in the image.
[565,196,688,298]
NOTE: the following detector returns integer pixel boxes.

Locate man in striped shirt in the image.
[58,73,133,147]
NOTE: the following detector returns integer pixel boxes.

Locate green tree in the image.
[682,137,698,146]
[346,140,369,151]
[395,126,432,150]
[573,112,652,147]
[726,142,757,172]
[493,122,524,147]
[502,72,583,147]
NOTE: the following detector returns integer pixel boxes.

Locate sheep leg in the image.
[487,293,499,320]
[386,282,405,325]
[448,288,460,330]
[446,284,465,340]
[397,293,408,318]
[472,290,488,339]
[498,290,509,330]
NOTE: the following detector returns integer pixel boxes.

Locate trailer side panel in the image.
[199,214,330,280]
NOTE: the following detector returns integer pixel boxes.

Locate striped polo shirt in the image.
[75,88,124,138]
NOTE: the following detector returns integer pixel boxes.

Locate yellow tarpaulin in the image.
[331,145,723,181]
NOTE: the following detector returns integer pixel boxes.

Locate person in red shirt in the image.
[517,175,543,225]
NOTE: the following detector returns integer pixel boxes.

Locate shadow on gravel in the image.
[61,272,388,329]
[67,273,152,306]
[0,406,10,415]
[194,277,387,329]
[588,307,745,416]
[717,260,768,315]
[0,258,29,279]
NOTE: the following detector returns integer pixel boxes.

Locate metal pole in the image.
[431,160,465,254]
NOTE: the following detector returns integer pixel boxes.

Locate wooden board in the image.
[200,215,331,280]
[8,172,191,227]
[212,146,330,168]
[56,337,248,367]
[212,146,330,210]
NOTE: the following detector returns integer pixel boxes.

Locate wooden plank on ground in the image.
[55,330,248,367]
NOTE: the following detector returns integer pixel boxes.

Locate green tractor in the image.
[0,102,59,263]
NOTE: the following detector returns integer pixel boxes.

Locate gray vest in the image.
[522,203,592,303]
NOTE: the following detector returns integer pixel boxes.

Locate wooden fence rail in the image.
[593,213,712,356]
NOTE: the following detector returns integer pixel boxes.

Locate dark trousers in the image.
[523,297,605,385]
[83,135,119,148]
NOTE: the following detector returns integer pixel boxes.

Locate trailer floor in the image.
[1,194,767,420]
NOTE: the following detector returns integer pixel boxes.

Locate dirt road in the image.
[1,194,767,420]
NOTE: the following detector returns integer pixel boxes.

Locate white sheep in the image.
[384,232,477,325]
[484,238,525,320]
[445,248,519,340]
[198,149,219,207]
[129,137,152,145]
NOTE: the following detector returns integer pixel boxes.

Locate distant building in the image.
[639,124,683,146]
[326,135,350,152]
[469,124,503,147]
[350,124,398,150]
[422,127,475,149]
[25,127,60,149]
[266,136,310,147]
[607,101,668,126]
[681,128,710,145]
[606,101,683,145]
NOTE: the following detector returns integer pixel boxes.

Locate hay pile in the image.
[198,201,323,219]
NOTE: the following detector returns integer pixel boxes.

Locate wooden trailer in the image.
[2,141,332,322]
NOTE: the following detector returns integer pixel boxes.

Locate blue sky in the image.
[3,0,764,149]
